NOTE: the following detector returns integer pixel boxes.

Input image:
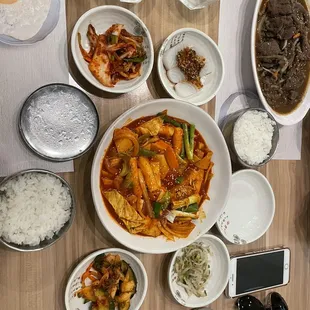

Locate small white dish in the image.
[168,234,230,308]
[71,5,154,94]
[217,169,275,244]
[0,0,60,46]
[65,248,148,310]
[251,0,310,126]
[158,28,224,106]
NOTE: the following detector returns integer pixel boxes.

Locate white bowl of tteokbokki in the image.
[91,99,232,254]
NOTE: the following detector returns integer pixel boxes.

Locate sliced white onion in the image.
[165,210,176,223]
[167,67,186,84]
[175,82,198,98]
[163,47,178,70]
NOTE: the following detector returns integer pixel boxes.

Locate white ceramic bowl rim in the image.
[168,234,230,307]
[91,99,232,254]
[157,27,225,106]
[71,5,154,94]
[65,248,148,309]
[216,169,275,244]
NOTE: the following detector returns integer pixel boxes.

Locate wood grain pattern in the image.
[0,1,309,309]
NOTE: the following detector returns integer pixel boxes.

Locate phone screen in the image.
[236,251,284,294]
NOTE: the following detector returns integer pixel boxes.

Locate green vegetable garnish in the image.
[183,203,199,213]
[158,191,171,209]
[138,148,157,157]
[153,202,162,218]
[110,34,118,44]
[93,254,105,271]
[123,172,133,189]
[180,139,185,159]
[124,56,146,63]
[175,176,184,184]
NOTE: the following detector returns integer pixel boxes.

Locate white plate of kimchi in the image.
[91,99,232,253]
[71,5,154,93]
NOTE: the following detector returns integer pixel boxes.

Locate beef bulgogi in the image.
[256,0,310,114]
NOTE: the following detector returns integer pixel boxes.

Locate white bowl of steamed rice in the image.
[0,169,75,252]
[221,108,279,168]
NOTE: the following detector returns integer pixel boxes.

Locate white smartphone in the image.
[227,248,290,298]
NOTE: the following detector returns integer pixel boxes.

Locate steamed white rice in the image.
[0,172,72,246]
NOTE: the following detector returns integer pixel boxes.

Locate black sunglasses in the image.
[236,292,288,310]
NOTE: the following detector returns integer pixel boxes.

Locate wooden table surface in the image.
[1,0,310,309]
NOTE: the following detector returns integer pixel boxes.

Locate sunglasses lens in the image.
[236,295,265,310]
[270,292,289,310]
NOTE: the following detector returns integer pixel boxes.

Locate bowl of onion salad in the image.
[168,234,230,307]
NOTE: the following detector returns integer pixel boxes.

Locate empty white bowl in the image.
[0,0,60,45]
[217,169,275,244]
[65,248,148,310]
[168,234,230,307]
[71,5,154,94]
[158,28,224,106]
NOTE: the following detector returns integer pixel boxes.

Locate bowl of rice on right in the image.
[222,108,279,168]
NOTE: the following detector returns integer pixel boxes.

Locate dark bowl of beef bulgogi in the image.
[251,0,310,126]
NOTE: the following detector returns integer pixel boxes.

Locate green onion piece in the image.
[180,138,185,159]
[157,112,182,127]
[189,124,195,155]
[138,148,157,157]
[184,203,199,213]
[158,191,171,209]
[163,115,182,127]
[123,172,133,189]
[109,300,115,310]
[175,176,184,184]
[124,56,145,63]
[110,34,118,44]
[139,147,157,157]
[138,134,151,145]
[182,123,193,160]
[153,202,162,218]
[119,161,129,177]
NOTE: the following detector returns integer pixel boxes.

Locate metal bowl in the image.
[221,108,279,169]
[0,169,75,252]
[19,83,99,162]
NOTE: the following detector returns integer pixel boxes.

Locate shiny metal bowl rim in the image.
[18,83,99,162]
[0,168,76,252]
[231,107,280,169]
